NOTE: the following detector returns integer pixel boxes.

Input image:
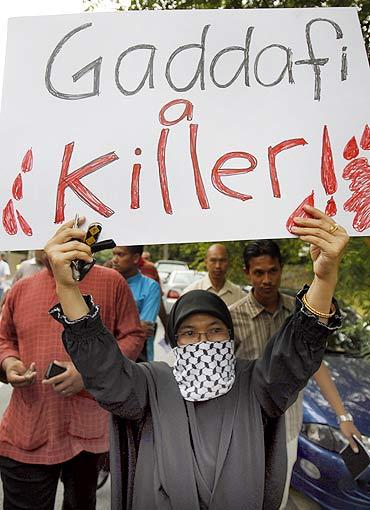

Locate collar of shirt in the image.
[127,272,142,285]
[246,290,293,319]
[204,273,233,296]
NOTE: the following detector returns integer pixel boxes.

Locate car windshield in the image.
[280,288,370,361]
[325,306,370,360]
[158,263,187,273]
[173,272,202,285]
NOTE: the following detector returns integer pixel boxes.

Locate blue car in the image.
[292,316,370,509]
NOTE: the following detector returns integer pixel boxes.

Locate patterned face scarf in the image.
[173,340,236,402]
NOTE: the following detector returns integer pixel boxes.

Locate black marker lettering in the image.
[295,18,344,101]
[254,44,294,87]
[210,27,254,88]
[45,23,102,100]
[115,44,156,96]
[341,46,348,81]
[165,25,210,92]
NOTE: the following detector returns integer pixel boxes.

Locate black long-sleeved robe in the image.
[51,289,340,510]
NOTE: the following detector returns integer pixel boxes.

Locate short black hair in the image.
[243,240,282,270]
[126,245,144,256]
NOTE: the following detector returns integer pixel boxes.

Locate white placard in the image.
[0,8,369,249]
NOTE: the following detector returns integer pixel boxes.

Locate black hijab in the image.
[166,290,234,348]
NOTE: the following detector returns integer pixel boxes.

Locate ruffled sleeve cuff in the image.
[49,295,104,337]
[295,285,342,350]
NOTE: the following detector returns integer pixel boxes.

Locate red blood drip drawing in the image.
[325,196,337,217]
[321,126,337,195]
[2,199,17,235]
[342,158,370,232]
[12,173,23,200]
[286,191,315,233]
[343,136,359,160]
[21,148,33,173]
[16,210,33,236]
[360,124,370,150]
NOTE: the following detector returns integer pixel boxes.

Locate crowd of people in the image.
[0,206,362,510]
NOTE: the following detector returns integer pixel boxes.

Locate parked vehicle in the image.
[292,309,370,509]
[155,260,189,283]
[162,270,205,313]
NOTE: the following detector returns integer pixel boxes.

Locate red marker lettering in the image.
[130,148,142,210]
[157,128,172,214]
[190,124,209,209]
[54,142,118,224]
[211,152,257,201]
[268,138,307,198]
[159,99,193,126]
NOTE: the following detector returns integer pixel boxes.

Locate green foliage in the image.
[84,0,370,57]
[94,249,114,265]
[334,237,370,315]
[144,237,309,285]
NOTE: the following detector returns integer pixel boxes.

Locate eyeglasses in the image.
[175,327,231,345]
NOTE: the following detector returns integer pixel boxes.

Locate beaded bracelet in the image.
[302,293,336,319]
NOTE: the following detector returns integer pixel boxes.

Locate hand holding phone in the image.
[44,362,67,380]
[340,435,370,479]
[42,361,84,396]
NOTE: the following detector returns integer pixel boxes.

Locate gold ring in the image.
[328,223,339,234]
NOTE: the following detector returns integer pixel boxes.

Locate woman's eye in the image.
[183,331,194,337]
[208,328,222,334]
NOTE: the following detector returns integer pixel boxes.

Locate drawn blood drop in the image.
[12,173,23,200]
[321,126,337,195]
[360,124,370,150]
[286,191,315,233]
[21,148,33,173]
[343,136,359,160]
[2,199,17,235]
[325,197,337,217]
[16,210,33,236]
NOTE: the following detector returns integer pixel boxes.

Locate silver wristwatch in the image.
[336,412,353,424]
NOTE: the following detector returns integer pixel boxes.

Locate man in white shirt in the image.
[12,250,46,284]
[183,244,245,306]
[0,254,11,299]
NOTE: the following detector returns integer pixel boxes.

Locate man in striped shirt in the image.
[230,240,361,509]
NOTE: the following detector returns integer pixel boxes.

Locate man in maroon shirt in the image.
[0,261,144,510]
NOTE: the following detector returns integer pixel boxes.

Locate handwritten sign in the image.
[0,8,369,249]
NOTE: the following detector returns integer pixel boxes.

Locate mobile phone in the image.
[44,362,67,379]
[340,435,370,479]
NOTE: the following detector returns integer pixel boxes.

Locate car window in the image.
[173,273,195,285]
[281,288,370,361]
[158,263,187,273]
[325,306,370,360]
